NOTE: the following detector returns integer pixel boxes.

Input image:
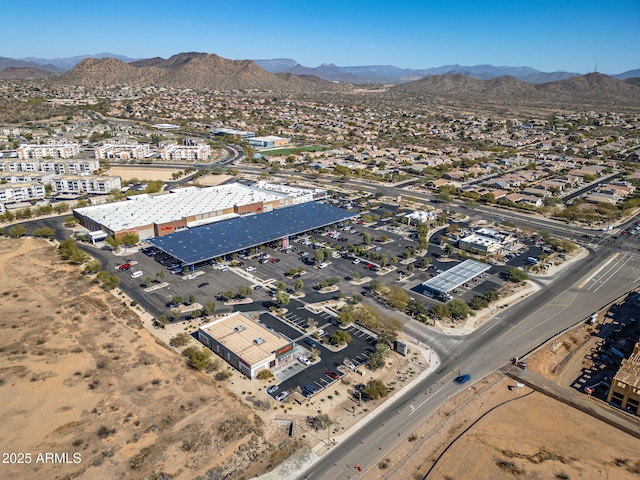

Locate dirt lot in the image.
[0,237,430,480]
[371,293,640,480]
[106,166,182,182]
[0,238,272,480]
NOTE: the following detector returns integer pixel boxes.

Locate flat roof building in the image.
[248,136,291,148]
[73,182,328,241]
[198,312,293,379]
[420,259,491,295]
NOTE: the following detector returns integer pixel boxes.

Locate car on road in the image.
[304,384,318,395]
[197,282,209,288]
[326,371,340,380]
[246,266,256,272]
[455,374,471,384]
[298,356,311,366]
[267,385,279,395]
[275,391,288,402]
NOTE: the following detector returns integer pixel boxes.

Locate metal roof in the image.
[149,202,356,266]
[421,259,491,294]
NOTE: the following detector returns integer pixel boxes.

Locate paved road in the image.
[295,229,640,480]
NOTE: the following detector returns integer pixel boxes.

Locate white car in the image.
[275,391,288,402]
[298,356,311,366]
[352,259,361,264]
[246,266,256,272]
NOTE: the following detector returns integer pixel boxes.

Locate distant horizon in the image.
[4,0,639,75]
[9,51,639,76]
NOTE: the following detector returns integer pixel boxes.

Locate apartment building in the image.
[162,144,211,161]
[39,158,100,174]
[51,175,121,195]
[95,143,151,160]
[0,182,46,203]
[17,143,80,159]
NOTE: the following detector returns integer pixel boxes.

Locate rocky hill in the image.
[51,52,348,93]
[390,73,640,111]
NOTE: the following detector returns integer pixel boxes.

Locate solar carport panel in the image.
[421,259,491,294]
[149,202,356,266]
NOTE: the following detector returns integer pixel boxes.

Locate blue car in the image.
[304,384,318,395]
[455,374,471,384]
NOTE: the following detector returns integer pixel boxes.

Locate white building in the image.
[0,182,46,203]
[51,175,121,195]
[95,143,151,160]
[39,158,100,174]
[17,143,80,159]
[162,144,211,161]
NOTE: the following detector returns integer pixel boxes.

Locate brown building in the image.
[607,340,640,414]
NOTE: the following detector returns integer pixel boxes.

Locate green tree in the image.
[238,285,253,297]
[432,303,451,319]
[313,413,332,431]
[171,295,184,305]
[331,330,352,345]
[32,227,55,238]
[7,225,27,237]
[156,314,168,328]
[188,348,213,371]
[448,299,472,319]
[314,250,325,264]
[172,332,191,347]
[484,289,499,303]
[104,236,121,250]
[362,379,389,400]
[96,270,120,289]
[83,259,101,274]
[385,285,410,310]
[338,307,355,326]
[469,296,489,310]
[508,267,529,283]
[120,232,140,247]
[294,279,304,291]
[156,271,165,281]
[275,281,286,291]
[275,290,290,306]
[203,300,216,316]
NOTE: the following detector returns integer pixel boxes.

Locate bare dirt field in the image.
[106,166,181,182]
[0,238,270,480]
[0,237,431,480]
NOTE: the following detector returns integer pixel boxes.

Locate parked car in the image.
[304,337,318,348]
[275,391,288,402]
[246,266,256,272]
[298,356,311,366]
[118,263,131,271]
[267,385,279,395]
[197,282,209,288]
[326,371,340,380]
[304,384,318,395]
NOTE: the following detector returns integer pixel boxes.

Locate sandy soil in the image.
[372,374,639,480]
[0,238,269,480]
[193,174,235,186]
[106,167,182,182]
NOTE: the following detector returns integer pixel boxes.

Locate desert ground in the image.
[106,166,182,182]
[0,237,271,480]
[0,237,430,480]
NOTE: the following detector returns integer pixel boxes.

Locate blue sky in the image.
[5,0,639,73]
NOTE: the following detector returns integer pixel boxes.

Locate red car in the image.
[326,371,340,380]
[118,263,131,271]
[269,258,280,263]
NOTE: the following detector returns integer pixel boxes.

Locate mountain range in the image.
[0,52,638,111]
[1,52,637,84]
